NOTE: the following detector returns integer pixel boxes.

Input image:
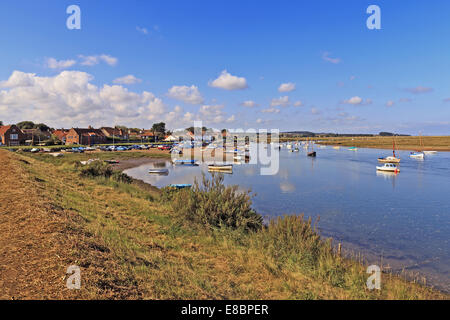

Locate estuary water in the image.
[124,146,450,292]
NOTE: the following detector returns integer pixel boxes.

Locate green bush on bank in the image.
[171,173,263,232]
[78,160,133,183]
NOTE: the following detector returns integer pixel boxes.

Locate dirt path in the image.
[0,150,78,299]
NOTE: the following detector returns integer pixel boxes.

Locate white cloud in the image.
[344,96,362,105]
[136,26,148,35]
[386,100,395,107]
[405,86,433,94]
[46,58,76,69]
[113,75,142,85]
[0,70,239,130]
[78,54,118,66]
[293,100,303,107]
[198,105,229,123]
[261,107,280,114]
[167,85,204,105]
[271,96,290,107]
[209,70,248,90]
[322,52,341,64]
[278,82,296,93]
[0,71,36,88]
[240,100,258,108]
[342,96,372,106]
[0,70,165,128]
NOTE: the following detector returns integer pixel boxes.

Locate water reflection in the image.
[376,171,399,189]
[280,181,296,193]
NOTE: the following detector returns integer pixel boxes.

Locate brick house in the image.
[65,127,107,145]
[0,125,26,146]
[52,129,69,144]
[100,127,129,140]
[139,130,155,141]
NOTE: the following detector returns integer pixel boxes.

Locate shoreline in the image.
[113,156,169,171]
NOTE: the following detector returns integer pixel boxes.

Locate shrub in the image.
[79,161,114,178]
[79,161,132,183]
[171,173,263,232]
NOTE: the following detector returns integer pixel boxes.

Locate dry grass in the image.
[0,150,448,300]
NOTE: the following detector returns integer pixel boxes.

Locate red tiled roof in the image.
[71,128,105,137]
[0,125,12,135]
[53,130,68,139]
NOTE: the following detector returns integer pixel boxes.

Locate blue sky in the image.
[0,0,449,134]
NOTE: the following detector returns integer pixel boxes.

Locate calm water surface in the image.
[124,146,450,292]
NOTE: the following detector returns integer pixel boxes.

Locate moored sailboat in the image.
[378,138,401,163]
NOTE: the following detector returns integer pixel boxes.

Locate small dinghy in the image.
[105,160,120,164]
[148,168,169,174]
[348,147,358,151]
[376,163,400,173]
[172,159,198,165]
[208,164,233,173]
[168,184,192,189]
[333,146,340,150]
[378,156,401,163]
[307,151,317,157]
[379,139,401,163]
[410,152,424,159]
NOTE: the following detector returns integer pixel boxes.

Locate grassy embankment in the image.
[1,149,448,299]
[281,136,450,151]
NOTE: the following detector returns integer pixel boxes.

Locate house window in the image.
[10,134,18,140]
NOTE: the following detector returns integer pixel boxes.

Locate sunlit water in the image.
[124,146,450,292]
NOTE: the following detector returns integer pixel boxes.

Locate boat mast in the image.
[393,137,396,158]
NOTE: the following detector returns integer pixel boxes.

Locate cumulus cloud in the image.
[271,96,290,107]
[405,86,433,94]
[342,96,372,106]
[198,105,232,124]
[261,107,280,114]
[0,70,164,128]
[278,82,296,93]
[46,58,76,69]
[78,54,118,66]
[167,85,204,105]
[293,101,303,107]
[386,100,395,107]
[240,100,258,108]
[136,26,148,35]
[113,75,142,85]
[322,52,341,64]
[209,70,248,90]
